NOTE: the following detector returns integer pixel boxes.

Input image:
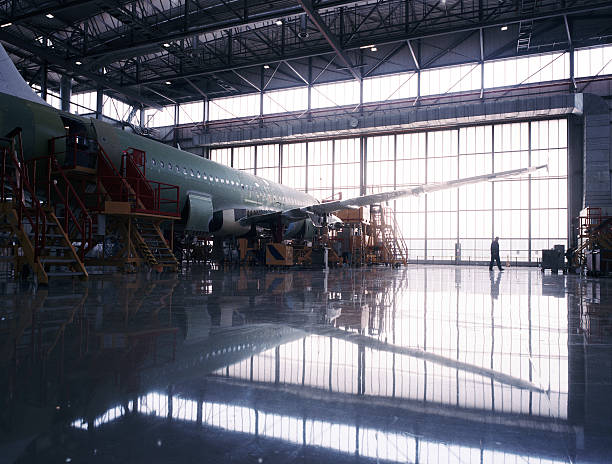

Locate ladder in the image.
[517,0,538,52]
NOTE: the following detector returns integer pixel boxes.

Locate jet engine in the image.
[208,209,251,236]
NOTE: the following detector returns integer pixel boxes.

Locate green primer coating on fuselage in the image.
[90,119,316,214]
[0,93,67,158]
[0,92,317,218]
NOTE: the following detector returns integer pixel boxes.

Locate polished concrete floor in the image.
[0,265,611,463]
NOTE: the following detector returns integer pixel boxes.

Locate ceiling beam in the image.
[295,0,361,81]
[407,40,420,70]
[364,42,406,78]
[91,2,612,88]
[0,30,161,109]
[0,0,111,23]
[75,0,372,62]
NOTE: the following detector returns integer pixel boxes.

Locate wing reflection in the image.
[0,267,579,463]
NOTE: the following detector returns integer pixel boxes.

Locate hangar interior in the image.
[4,0,610,266]
[1,1,612,463]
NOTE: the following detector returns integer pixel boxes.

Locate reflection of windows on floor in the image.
[71,392,567,464]
[214,270,567,420]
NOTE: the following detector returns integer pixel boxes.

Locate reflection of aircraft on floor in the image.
[4,268,604,463]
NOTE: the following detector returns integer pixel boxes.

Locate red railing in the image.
[95,144,133,208]
[49,136,180,218]
[26,154,94,261]
[580,207,604,238]
[1,128,47,258]
[49,134,97,170]
[121,148,180,217]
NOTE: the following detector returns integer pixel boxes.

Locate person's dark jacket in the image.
[491,241,499,256]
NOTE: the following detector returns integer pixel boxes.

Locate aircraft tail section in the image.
[0,43,50,106]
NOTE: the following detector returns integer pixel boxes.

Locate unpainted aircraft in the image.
[0,44,544,239]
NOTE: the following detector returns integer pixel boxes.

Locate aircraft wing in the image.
[239,164,546,227]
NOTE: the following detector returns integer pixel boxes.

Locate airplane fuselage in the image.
[0,92,317,234]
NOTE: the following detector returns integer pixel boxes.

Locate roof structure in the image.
[1,0,612,107]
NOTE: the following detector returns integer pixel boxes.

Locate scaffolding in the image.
[366,205,408,266]
[574,207,612,274]
[0,127,180,283]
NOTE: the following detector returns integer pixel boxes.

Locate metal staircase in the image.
[0,129,88,283]
[50,137,181,273]
[132,217,178,271]
[36,210,88,279]
[368,205,408,266]
[575,208,612,269]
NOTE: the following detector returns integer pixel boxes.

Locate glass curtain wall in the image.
[334,138,360,200]
[307,140,334,200]
[234,146,255,174]
[281,143,307,192]
[256,144,280,183]
[209,119,567,263]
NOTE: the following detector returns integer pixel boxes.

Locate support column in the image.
[568,116,584,246]
[360,136,367,196]
[307,57,312,121]
[41,62,48,100]
[60,75,72,112]
[96,88,104,120]
[528,122,532,263]
[582,94,612,208]
[174,104,179,147]
[359,49,364,117]
[305,142,309,193]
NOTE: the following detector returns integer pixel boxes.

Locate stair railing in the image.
[1,128,46,257]
[121,148,180,217]
[95,144,133,208]
[49,158,93,260]
[27,143,94,260]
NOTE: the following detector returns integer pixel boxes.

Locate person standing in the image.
[489,237,504,271]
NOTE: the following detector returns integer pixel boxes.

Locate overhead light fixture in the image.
[45,13,54,19]
[275,19,283,26]
[370,46,378,52]
[0,22,12,28]
[165,81,171,85]
[501,25,508,31]
[75,61,82,65]
[263,64,270,69]
[163,43,170,48]
[359,44,375,49]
